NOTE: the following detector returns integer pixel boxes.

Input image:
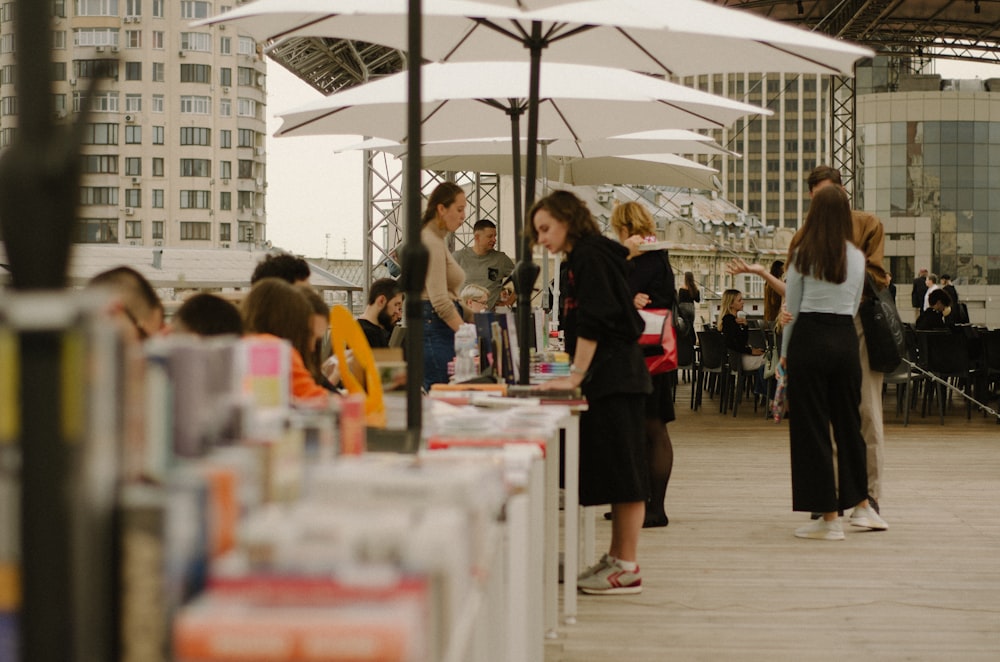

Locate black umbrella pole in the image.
[516,21,544,385]
[403,0,425,447]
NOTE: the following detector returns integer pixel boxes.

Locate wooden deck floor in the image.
[545,383,1000,661]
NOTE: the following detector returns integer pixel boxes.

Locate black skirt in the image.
[645,371,676,424]
[578,393,649,506]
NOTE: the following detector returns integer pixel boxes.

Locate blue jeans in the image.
[422,300,457,390]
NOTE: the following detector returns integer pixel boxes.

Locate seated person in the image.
[241,278,330,403]
[88,266,165,343]
[250,252,311,286]
[295,285,340,392]
[460,283,490,316]
[357,278,403,349]
[718,289,766,393]
[171,293,243,337]
[916,289,952,331]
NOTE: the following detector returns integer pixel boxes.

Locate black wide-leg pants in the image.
[786,312,868,513]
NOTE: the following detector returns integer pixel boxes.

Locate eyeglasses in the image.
[121,307,148,340]
[468,298,489,310]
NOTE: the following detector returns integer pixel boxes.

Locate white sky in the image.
[262,57,1000,261]
[264,64,366,260]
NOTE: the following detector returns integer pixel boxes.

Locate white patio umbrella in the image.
[196,0,872,78]
[275,61,766,141]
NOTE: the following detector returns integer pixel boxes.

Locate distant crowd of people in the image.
[90,165,933,598]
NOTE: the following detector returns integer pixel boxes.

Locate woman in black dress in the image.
[530,191,651,595]
[611,201,675,528]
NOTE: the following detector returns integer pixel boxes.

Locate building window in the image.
[125,221,142,239]
[237,98,255,118]
[238,160,253,179]
[50,61,66,81]
[0,34,14,55]
[0,128,17,148]
[81,123,118,144]
[75,0,118,16]
[219,191,231,210]
[152,189,163,208]
[180,221,211,240]
[219,98,231,117]
[180,158,211,177]
[73,59,119,79]
[152,62,164,82]
[237,128,254,148]
[219,161,231,179]
[152,31,163,49]
[220,129,231,148]
[75,218,118,243]
[80,155,117,173]
[179,32,211,52]
[73,92,118,113]
[0,65,13,85]
[180,190,210,209]
[152,157,163,176]
[124,188,141,207]
[220,222,231,241]
[125,125,141,144]
[238,37,254,56]
[124,157,141,176]
[238,222,254,242]
[237,67,253,86]
[151,94,164,112]
[124,94,141,111]
[74,28,119,47]
[179,126,210,146]
[124,61,141,80]
[53,94,67,111]
[180,1,211,19]
[52,0,68,16]
[180,63,211,84]
[237,191,253,209]
[219,36,231,55]
[80,186,118,205]
[1,96,18,116]
[52,30,66,49]
[152,0,163,18]
[152,220,163,238]
[219,67,231,86]
[125,30,141,48]
[180,95,211,114]
[125,0,141,17]
[152,125,163,144]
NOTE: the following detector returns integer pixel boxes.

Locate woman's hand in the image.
[624,234,644,254]
[633,292,651,309]
[751,347,764,356]
[539,376,579,391]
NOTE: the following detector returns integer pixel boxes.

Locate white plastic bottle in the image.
[453,323,479,382]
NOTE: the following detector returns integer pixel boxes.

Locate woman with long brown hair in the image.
[418,181,468,389]
[530,191,651,594]
[781,186,884,540]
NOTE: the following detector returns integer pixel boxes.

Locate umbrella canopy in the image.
[198,0,872,78]
[275,61,769,141]
[345,129,739,159]
[392,150,721,189]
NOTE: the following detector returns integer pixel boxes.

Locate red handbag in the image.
[638,308,678,375]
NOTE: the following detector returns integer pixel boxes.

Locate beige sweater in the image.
[421,222,465,327]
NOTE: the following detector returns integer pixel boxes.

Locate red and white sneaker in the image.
[577,557,642,595]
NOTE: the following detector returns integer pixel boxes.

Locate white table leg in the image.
[562,413,579,625]
[544,431,560,639]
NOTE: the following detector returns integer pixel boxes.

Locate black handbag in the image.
[858,273,906,372]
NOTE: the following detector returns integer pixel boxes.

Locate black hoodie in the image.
[561,233,652,401]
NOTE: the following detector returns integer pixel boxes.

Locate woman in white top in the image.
[781,186,885,540]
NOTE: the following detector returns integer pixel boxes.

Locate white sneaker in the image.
[850,505,888,531]
[795,517,845,540]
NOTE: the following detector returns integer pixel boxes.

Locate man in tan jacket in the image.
[806,165,888,523]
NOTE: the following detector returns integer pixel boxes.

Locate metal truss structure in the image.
[717,0,1000,204]
[269,3,1000,284]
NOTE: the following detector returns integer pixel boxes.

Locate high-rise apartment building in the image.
[0,0,267,249]
[682,72,829,232]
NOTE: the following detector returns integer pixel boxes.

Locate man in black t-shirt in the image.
[357,278,402,348]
